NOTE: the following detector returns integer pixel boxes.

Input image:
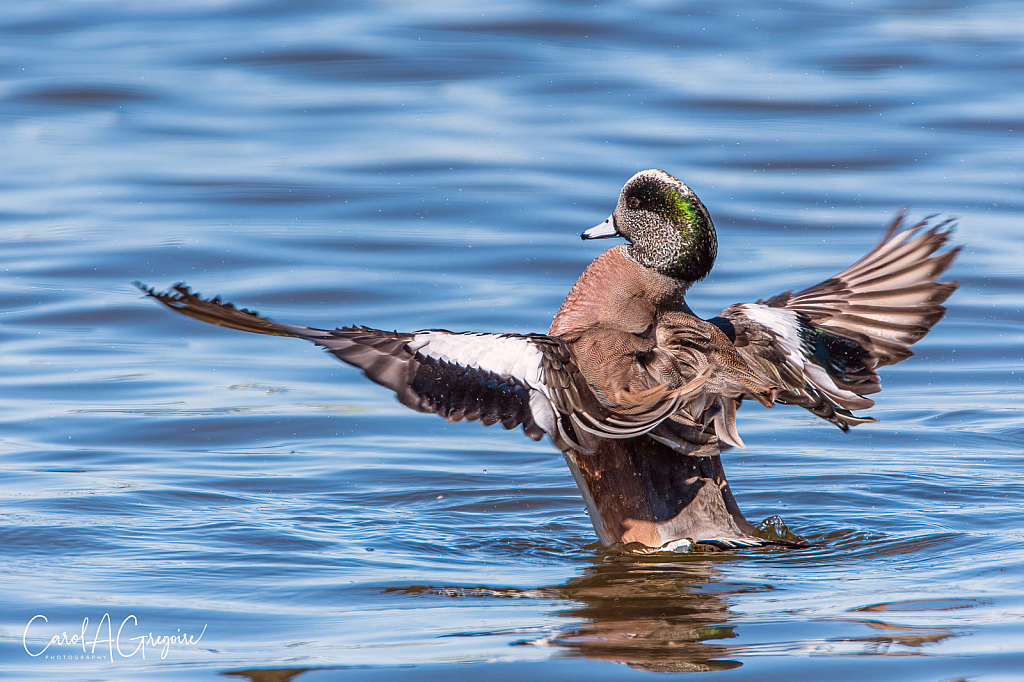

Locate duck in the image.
[138,169,960,551]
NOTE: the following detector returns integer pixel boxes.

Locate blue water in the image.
[1,0,1023,679]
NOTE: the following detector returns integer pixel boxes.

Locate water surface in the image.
[1,0,1023,679]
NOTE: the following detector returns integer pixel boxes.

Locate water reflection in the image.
[216,552,983,679]
[843,618,953,654]
[226,560,748,678]
[374,558,750,673]
[225,670,316,682]
[544,559,745,673]
[375,557,969,674]
[839,598,975,655]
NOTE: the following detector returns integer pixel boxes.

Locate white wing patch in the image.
[408,331,557,436]
[740,303,860,404]
[740,304,802,357]
[408,332,545,387]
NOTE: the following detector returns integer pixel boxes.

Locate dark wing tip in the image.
[136,281,299,338]
[878,207,910,243]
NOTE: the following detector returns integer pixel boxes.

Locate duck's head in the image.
[583,169,717,283]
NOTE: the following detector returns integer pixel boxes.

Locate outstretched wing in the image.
[709,213,960,430]
[137,283,704,451]
[138,283,554,440]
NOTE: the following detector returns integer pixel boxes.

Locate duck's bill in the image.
[581,215,620,240]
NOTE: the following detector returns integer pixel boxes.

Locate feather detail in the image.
[714,213,959,431]
[711,397,744,449]
[568,365,713,441]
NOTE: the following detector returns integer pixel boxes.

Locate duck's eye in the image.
[627,196,641,210]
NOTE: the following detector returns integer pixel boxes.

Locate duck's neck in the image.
[615,245,693,307]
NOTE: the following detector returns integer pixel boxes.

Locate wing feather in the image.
[713,213,959,430]
[137,283,548,439]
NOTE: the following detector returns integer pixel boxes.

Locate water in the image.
[1,0,1023,679]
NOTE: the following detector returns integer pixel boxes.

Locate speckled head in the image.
[583,169,718,283]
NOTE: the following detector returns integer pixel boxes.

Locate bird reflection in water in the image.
[534,559,746,672]
[223,560,965,679]
[387,557,751,673]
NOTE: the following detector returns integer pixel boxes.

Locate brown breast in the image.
[548,245,685,337]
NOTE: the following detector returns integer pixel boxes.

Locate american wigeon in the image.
[139,169,959,551]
